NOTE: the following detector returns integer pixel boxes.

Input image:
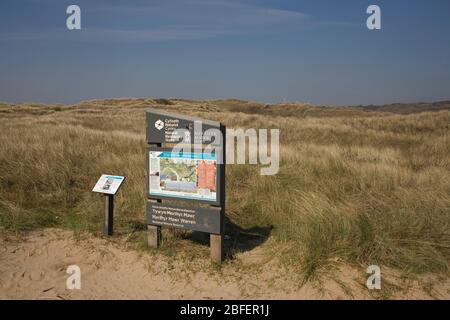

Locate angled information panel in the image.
[92,175,125,195]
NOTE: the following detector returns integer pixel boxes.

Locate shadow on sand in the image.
[185,217,273,260]
[120,217,272,261]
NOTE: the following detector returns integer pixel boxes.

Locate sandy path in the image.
[0,229,448,300]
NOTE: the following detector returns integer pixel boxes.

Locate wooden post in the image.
[210,234,222,263]
[147,224,161,248]
[210,123,226,264]
[147,141,162,248]
[147,199,161,248]
[104,194,114,235]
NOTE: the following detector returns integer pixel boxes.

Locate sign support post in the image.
[147,223,161,248]
[210,123,226,263]
[147,142,162,248]
[104,194,114,235]
[210,234,222,263]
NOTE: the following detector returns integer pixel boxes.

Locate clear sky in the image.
[1,0,449,105]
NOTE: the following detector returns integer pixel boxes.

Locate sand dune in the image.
[1,228,448,300]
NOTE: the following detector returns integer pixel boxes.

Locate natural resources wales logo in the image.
[155,119,164,130]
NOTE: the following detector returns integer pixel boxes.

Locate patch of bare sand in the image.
[0,229,448,300]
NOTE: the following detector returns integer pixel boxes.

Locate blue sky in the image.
[0,0,449,105]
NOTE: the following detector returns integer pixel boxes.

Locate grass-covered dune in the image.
[0,98,449,281]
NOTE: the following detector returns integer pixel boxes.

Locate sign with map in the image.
[146,109,225,261]
[148,151,217,202]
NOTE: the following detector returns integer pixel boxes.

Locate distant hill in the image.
[1,98,449,117]
[359,100,450,114]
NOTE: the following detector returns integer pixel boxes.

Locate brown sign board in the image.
[147,201,222,234]
[146,108,222,146]
[146,108,226,262]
